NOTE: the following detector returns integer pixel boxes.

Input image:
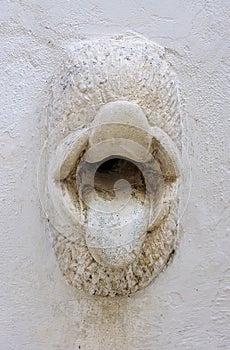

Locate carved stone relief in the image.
[38,34,182,296]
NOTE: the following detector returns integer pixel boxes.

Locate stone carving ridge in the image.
[38,34,182,296]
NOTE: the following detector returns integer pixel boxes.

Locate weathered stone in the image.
[38,34,181,296]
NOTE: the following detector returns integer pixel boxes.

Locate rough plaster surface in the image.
[0,0,229,349]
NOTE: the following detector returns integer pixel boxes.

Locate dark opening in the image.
[94,157,145,200]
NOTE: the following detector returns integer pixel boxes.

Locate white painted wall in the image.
[0,1,229,349]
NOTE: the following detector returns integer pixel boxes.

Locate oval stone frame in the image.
[38,34,182,296]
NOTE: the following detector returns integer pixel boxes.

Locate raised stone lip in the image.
[38,34,183,296]
[84,135,151,163]
[91,101,150,130]
[86,101,152,163]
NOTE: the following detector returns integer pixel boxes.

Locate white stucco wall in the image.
[0,1,229,349]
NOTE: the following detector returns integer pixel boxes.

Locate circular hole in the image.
[94,157,146,200]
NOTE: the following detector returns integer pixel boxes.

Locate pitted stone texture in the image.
[46,34,181,150]
[40,34,181,296]
[53,202,177,297]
